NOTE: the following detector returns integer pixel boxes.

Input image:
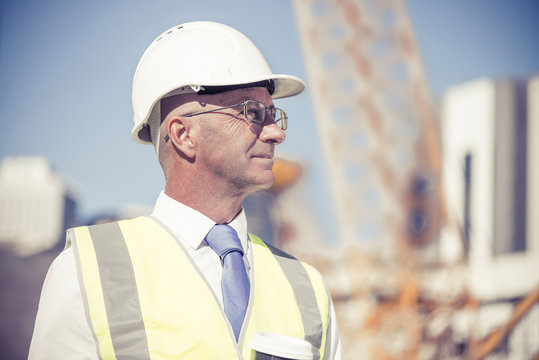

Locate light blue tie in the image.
[205,224,250,341]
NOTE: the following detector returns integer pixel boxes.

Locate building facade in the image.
[441,76,539,358]
[0,156,77,256]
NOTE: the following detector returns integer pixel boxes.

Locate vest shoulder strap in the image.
[249,235,330,360]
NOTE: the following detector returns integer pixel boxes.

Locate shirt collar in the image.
[151,191,249,252]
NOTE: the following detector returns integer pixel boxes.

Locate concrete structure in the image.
[0,156,77,256]
[441,76,539,358]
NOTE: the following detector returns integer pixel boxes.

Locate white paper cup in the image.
[249,332,313,360]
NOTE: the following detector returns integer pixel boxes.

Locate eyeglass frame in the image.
[186,99,286,126]
[163,99,288,142]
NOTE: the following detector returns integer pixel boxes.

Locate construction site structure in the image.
[286,0,538,359]
[440,76,539,360]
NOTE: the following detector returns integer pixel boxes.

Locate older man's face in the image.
[192,87,286,196]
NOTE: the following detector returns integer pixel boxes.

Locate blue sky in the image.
[1,0,538,243]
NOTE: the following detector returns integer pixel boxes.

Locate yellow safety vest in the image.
[67,216,330,360]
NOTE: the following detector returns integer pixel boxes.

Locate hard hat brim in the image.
[269,74,306,99]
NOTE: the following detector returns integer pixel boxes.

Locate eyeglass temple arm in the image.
[182,103,243,117]
[164,103,244,142]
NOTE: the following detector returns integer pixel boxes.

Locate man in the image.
[29,21,341,359]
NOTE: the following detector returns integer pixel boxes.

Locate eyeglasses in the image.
[182,99,288,130]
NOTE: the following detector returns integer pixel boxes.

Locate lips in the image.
[253,153,273,159]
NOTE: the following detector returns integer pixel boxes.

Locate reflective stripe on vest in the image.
[67,216,329,360]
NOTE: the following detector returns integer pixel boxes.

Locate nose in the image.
[259,122,286,144]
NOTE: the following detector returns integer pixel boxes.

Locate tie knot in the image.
[205,224,244,259]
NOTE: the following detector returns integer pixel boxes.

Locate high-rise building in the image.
[0,156,77,256]
[441,76,539,358]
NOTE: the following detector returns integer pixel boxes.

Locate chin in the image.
[250,172,275,191]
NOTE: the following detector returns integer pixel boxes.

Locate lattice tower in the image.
[292,0,449,358]
[293,0,443,256]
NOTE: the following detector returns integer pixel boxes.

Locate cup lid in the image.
[249,332,313,360]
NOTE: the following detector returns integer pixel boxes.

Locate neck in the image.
[164,170,247,224]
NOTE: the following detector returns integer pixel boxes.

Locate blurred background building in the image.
[440,76,539,359]
[0,157,78,358]
[0,156,77,255]
[1,0,538,359]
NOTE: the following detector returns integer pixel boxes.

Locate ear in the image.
[167,116,196,159]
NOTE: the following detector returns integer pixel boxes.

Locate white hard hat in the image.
[131,21,306,145]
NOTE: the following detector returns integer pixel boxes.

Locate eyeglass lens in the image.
[244,100,287,130]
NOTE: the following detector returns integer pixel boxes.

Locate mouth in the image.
[252,152,274,159]
[254,154,273,160]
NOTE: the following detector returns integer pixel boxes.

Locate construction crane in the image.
[292,0,443,252]
[289,1,539,359]
[291,0,456,358]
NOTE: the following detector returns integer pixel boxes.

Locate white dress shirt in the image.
[28,191,341,359]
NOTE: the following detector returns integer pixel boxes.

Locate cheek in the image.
[222,125,258,153]
[199,121,258,160]
[195,123,223,152]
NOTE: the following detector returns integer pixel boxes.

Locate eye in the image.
[245,101,265,123]
[246,107,258,120]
